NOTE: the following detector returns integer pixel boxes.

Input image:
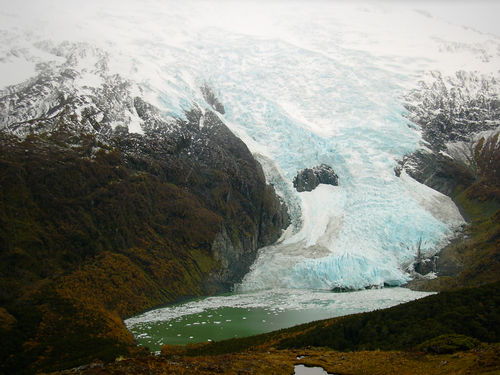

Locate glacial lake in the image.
[125,288,432,352]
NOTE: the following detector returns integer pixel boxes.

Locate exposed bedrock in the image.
[293,164,339,192]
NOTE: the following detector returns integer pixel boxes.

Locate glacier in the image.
[1,0,499,290]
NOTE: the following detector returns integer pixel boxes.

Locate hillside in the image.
[1,4,499,374]
[0,85,288,373]
[398,72,500,291]
[49,282,500,375]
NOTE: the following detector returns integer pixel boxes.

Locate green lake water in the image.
[125,288,432,352]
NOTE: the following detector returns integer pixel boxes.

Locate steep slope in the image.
[0,55,288,373]
[5,1,500,292]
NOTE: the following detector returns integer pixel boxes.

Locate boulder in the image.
[293,164,339,192]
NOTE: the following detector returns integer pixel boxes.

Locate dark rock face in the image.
[201,83,225,114]
[169,107,290,290]
[414,256,437,276]
[395,150,475,197]
[293,164,339,192]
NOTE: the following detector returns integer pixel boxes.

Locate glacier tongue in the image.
[2,0,498,290]
[238,173,464,291]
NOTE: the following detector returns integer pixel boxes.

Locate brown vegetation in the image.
[50,345,500,375]
[0,109,286,374]
[409,132,500,292]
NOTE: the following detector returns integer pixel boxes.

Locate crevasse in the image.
[177,32,465,291]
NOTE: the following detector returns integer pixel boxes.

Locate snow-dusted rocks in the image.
[397,71,500,196]
[404,71,499,150]
[0,43,150,140]
[201,84,225,115]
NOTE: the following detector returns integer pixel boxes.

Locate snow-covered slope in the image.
[1,0,499,290]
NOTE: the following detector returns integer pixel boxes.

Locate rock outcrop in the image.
[293,164,339,192]
[201,83,225,115]
[396,71,499,196]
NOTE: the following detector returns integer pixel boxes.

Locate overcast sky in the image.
[1,0,499,37]
[411,1,500,37]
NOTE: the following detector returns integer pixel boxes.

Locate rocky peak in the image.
[403,71,500,153]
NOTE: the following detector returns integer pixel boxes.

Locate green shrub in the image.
[416,334,480,354]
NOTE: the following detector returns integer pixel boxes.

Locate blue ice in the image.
[149,25,463,290]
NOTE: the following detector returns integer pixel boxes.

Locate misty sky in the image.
[411,1,500,36]
[1,0,500,37]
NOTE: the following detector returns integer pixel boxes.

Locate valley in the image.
[0,1,499,374]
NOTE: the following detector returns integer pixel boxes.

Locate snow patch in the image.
[400,170,464,227]
[0,57,36,88]
[127,108,144,135]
